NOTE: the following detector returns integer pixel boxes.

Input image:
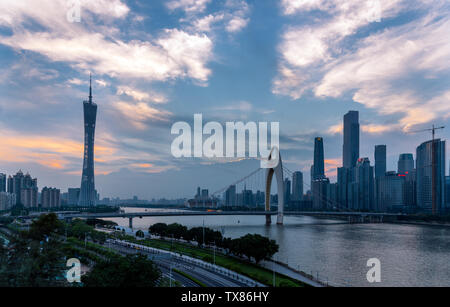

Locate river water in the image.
[104,208,450,287]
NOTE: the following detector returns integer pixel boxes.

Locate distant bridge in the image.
[51,210,404,228]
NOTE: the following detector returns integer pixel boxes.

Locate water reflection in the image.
[104,208,450,287]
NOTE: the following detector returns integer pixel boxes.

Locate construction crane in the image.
[407,125,445,215]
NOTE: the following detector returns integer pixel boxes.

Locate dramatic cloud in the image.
[114,101,172,130]
[274,0,450,132]
[0,0,214,83]
[0,128,115,172]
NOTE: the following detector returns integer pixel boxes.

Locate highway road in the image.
[109,241,255,287]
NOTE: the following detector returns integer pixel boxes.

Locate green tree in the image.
[136,230,145,238]
[167,223,187,240]
[237,234,279,264]
[82,254,160,287]
[149,223,168,238]
[28,213,63,241]
[0,233,66,287]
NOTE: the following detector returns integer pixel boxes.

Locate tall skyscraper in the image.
[292,171,304,201]
[416,139,446,214]
[377,172,405,212]
[374,145,387,178]
[398,153,415,174]
[313,137,325,180]
[446,175,450,210]
[225,185,236,206]
[284,178,291,206]
[78,75,98,207]
[0,173,6,193]
[343,111,360,169]
[312,178,330,210]
[337,167,350,209]
[354,158,375,211]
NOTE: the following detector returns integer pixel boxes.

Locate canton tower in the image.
[78,75,97,206]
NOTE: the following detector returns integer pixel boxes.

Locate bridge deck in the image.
[49,211,404,220]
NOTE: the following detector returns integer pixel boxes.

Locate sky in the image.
[0,0,449,200]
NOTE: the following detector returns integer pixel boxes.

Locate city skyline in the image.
[0,0,449,199]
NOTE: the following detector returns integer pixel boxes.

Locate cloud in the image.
[274,0,450,131]
[226,16,249,33]
[116,86,168,104]
[182,0,250,34]
[167,0,211,14]
[0,128,115,171]
[114,101,172,130]
[0,0,214,84]
[67,78,87,86]
[192,14,225,33]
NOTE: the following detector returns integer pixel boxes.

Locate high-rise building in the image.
[446,176,450,210]
[41,187,61,208]
[398,154,416,211]
[354,158,375,211]
[8,170,37,206]
[78,75,98,207]
[225,185,236,206]
[398,153,415,174]
[68,188,80,206]
[0,173,6,193]
[343,111,360,169]
[284,178,291,206]
[374,145,387,211]
[312,178,330,210]
[255,190,265,207]
[292,171,304,201]
[327,183,338,207]
[377,172,405,212]
[416,139,446,214]
[201,189,209,200]
[374,145,387,178]
[0,192,15,211]
[21,187,38,208]
[337,167,350,209]
[313,137,325,180]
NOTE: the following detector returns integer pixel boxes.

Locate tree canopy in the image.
[82,254,160,287]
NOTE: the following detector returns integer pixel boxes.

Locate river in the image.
[104,207,450,287]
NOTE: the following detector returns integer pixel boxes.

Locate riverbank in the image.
[115,234,316,287]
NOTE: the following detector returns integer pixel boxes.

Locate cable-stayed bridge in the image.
[20,150,405,227]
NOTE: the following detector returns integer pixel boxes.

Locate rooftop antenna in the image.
[89,73,93,103]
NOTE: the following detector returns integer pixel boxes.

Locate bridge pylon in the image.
[264,147,284,225]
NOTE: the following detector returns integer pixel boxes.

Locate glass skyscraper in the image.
[78,76,98,207]
[0,173,5,193]
[354,158,375,211]
[343,111,360,169]
[398,153,415,174]
[374,145,387,178]
[292,171,304,201]
[313,137,325,180]
[416,139,446,214]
